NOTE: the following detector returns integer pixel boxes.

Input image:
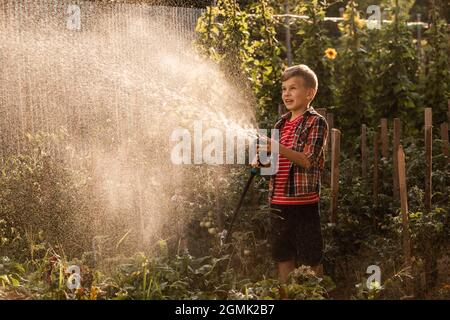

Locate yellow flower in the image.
[354,16,365,29]
[89,286,99,300]
[342,12,365,29]
[325,48,337,60]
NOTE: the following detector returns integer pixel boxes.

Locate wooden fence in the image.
[320,101,449,297]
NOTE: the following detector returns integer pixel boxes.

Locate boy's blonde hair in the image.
[281,64,318,91]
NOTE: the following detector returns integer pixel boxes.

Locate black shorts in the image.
[269,202,324,265]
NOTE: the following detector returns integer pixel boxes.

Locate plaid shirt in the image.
[268,107,328,202]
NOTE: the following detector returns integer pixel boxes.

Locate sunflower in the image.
[325,48,337,60]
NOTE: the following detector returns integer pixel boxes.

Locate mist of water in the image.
[0,0,259,256]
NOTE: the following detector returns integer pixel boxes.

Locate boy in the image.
[261,64,328,285]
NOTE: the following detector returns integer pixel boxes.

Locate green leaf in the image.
[0,274,11,286]
[10,276,20,287]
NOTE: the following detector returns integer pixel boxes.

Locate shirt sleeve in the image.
[302,116,328,167]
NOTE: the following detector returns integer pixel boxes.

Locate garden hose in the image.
[221,135,271,245]
[222,167,258,245]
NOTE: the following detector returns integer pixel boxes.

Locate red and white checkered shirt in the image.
[268,107,328,205]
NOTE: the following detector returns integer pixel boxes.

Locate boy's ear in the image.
[307,87,317,101]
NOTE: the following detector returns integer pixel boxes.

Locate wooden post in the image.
[447,99,450,124]
[424,109,438,291]
[398,145,413,296]
[373,132,379,208]
[317,108,327,160]
[424,108,432,213]
[393,118,401,200]
[416,13,423,70]
[330,129,341,224]
[284,0,293,67]
[424,116,436,290]
[215,168,224,231]
[425,107,432,129]
[441,122,449,159]
[361,124,367,179]
[380,118,388,158]
[135,170,145,250]
[326,113,334,156]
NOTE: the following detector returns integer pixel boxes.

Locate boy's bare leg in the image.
[278,260,295,300]
[278,260,296,283]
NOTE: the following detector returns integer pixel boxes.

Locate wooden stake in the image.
[215,168,225,231]
[424,107,432,128]
[380,118,388,158]
[330,128,341,224]
[373,132,379,208]
[441,122,449,159]
[424,108,432,213]
[284,0,293,66]
[424,109,438,290]
[317,108,327,160]
[393,118,401,200]
[326,113,334,156]
[447,99,450,124]
[361,124,367,179]
[135,170,145,250]
[398,145,413,295]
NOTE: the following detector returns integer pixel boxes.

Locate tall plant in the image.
[335,1,373,143]
[291,0,336,109]
[369,2,419,134]
[421,4,450,122]
[195,0,284,125]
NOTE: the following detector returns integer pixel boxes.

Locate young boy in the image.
[262,64,328,285]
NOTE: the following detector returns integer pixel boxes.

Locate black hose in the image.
[223,168,257,245]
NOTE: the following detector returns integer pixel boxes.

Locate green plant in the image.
[335,1,373,143]
[420,6,450,122]
[369,5,419,135]
[195,0,284,125]
[0,132,96,259]
[291,0,336,109]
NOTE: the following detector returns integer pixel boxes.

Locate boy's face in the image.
[281,76,315,112]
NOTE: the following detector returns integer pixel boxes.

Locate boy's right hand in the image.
[257,136,272,153]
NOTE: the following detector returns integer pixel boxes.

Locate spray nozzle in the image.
[251,135,271,169]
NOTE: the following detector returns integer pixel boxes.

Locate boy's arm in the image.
[278,145,312,169]
[300,116,328,168]
[263,116,328,169]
